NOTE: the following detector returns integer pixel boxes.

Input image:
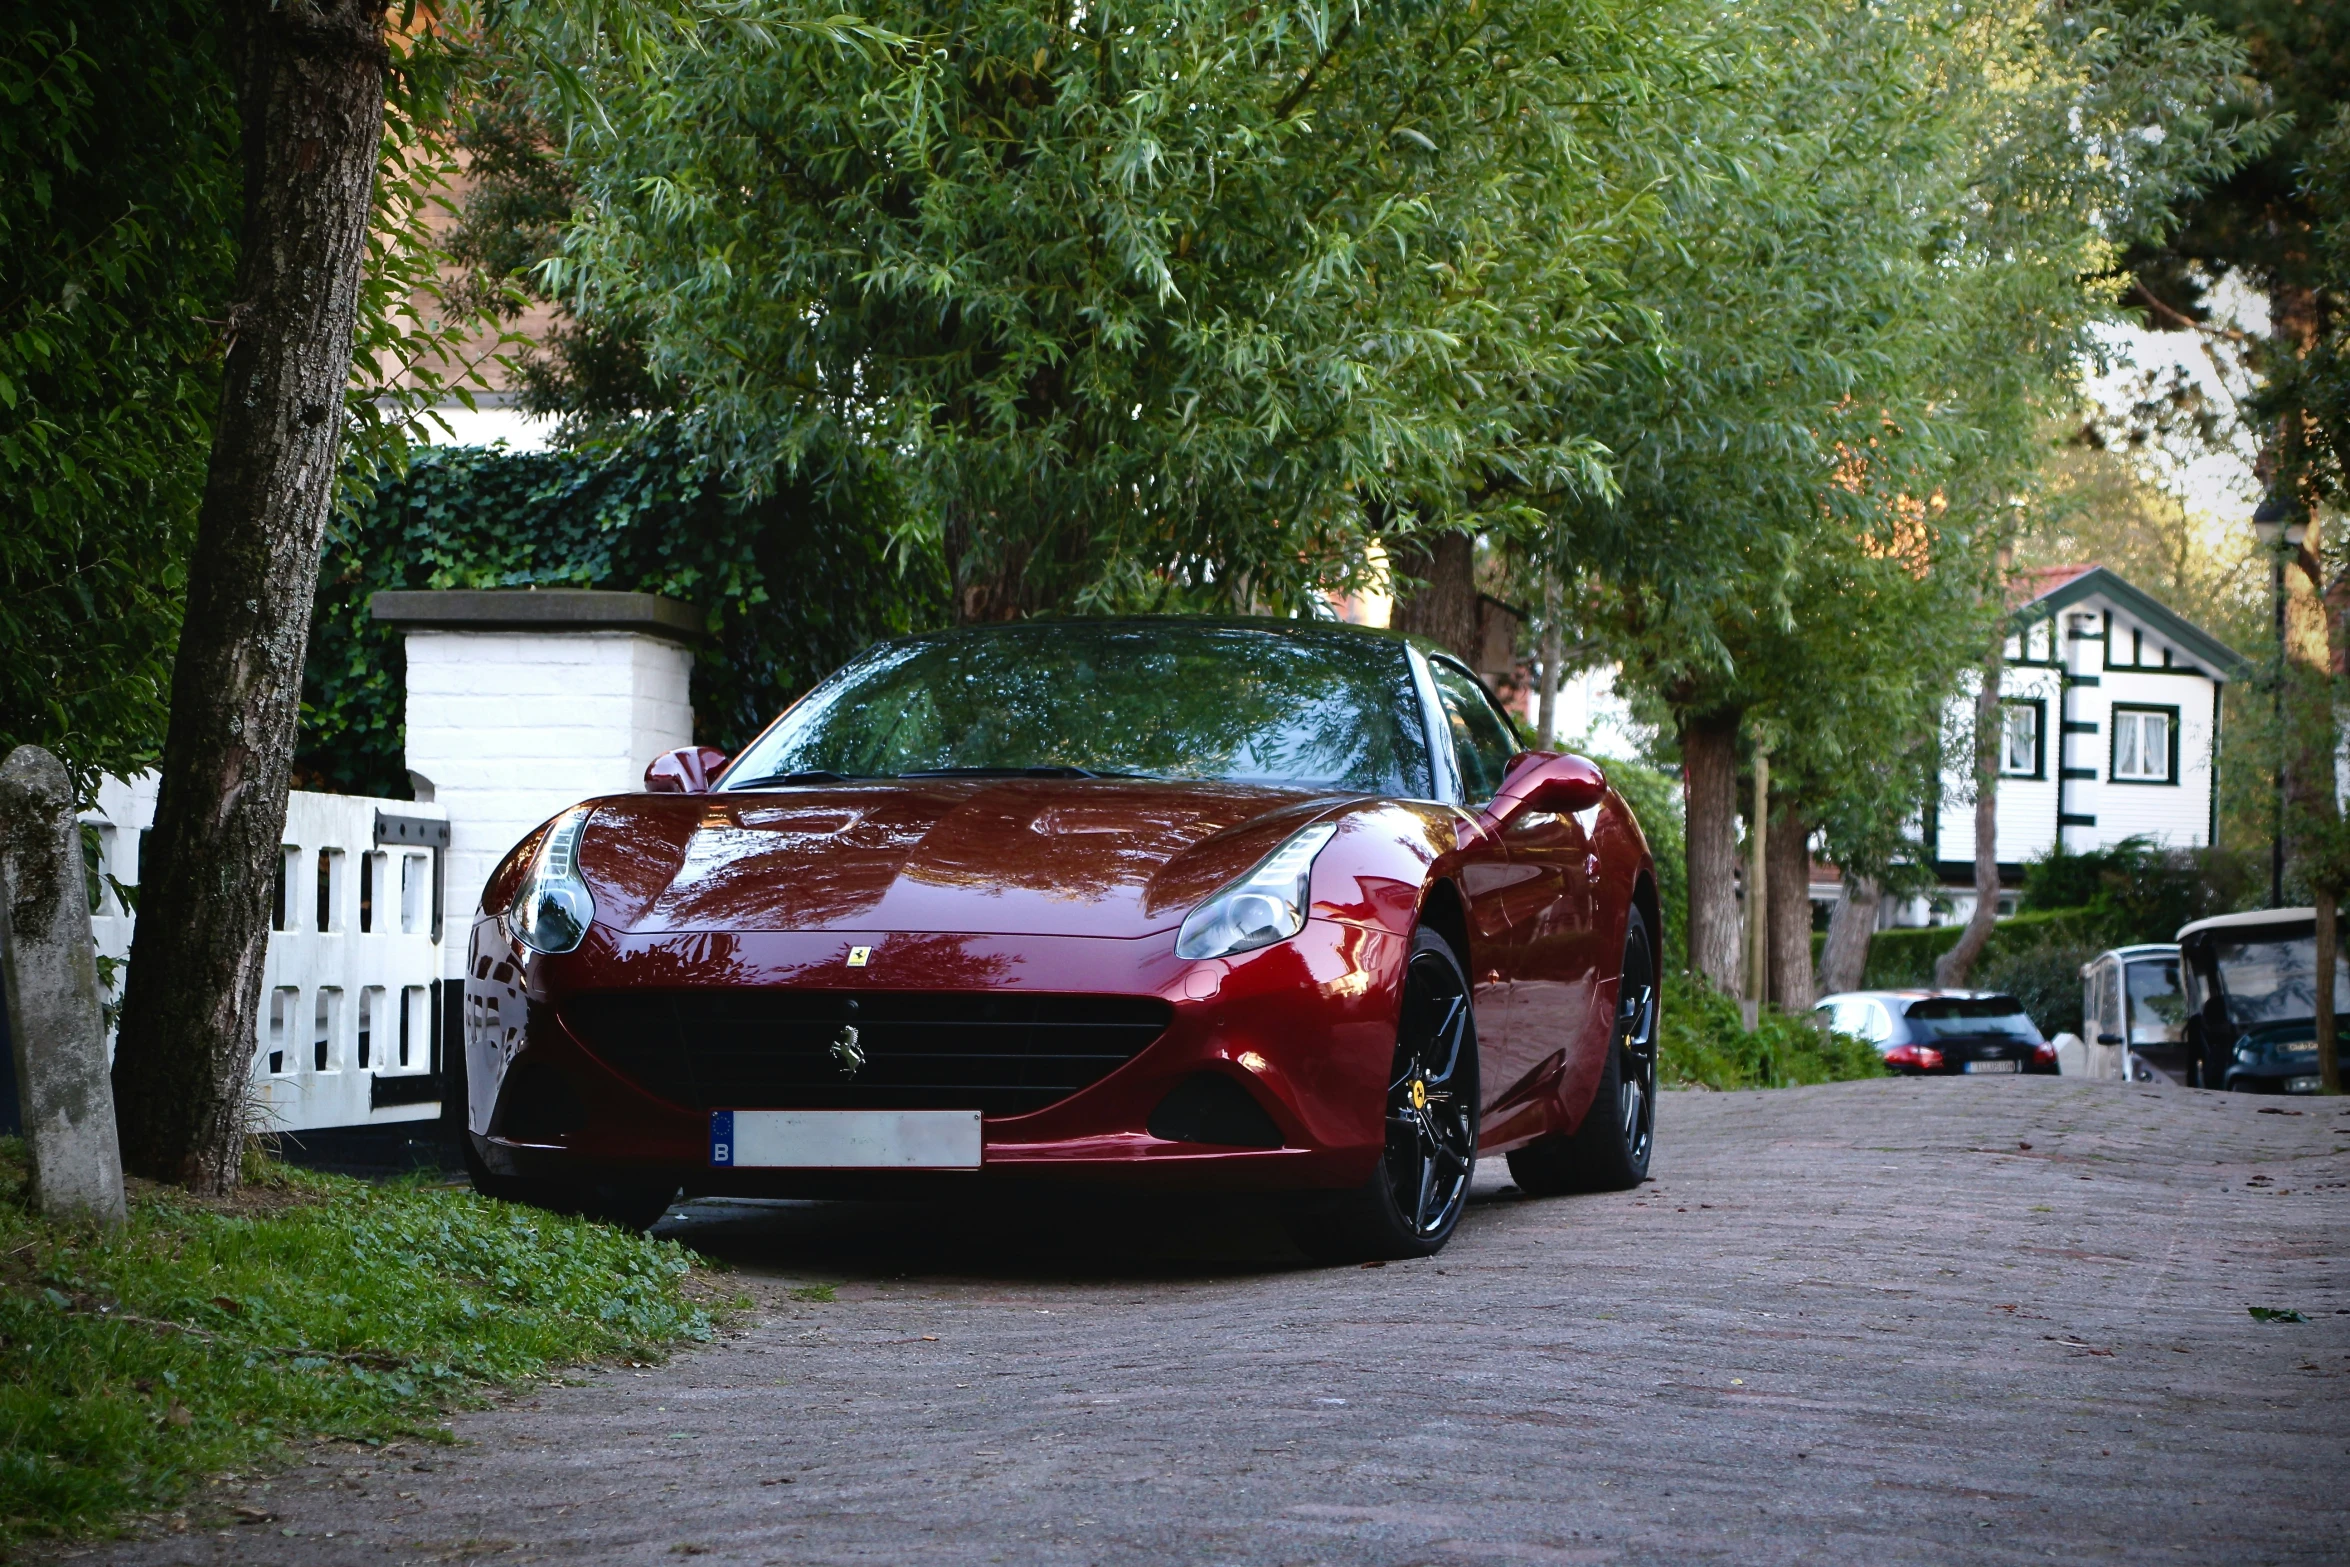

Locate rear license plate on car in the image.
[1963,1059,2020,1074]
[2287,1075,2322,1094]
[709,1110,983,1169]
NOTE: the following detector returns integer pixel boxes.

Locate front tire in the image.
[1507,905,1658,1196]
[1287,927,1479,1263]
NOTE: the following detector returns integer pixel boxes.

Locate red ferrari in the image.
[462,618,1660,1259]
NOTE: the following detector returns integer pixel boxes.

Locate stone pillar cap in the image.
[369,588,701,644]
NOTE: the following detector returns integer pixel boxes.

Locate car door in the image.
[1425,659,1534,1111]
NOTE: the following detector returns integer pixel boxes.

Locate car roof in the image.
[2175,907,2318,942]
[1813,989,2014,1009]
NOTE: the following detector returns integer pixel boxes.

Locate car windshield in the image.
[2211,935,2350,1027]
[721,620,1433,796]
[1902,996,2043,1043]
[2125,957,2187,1044]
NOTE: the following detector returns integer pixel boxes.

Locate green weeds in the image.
[0,1141,710,1542]
[1658,973,1887,1090]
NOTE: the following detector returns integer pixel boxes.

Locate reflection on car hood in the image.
[572,778,1350,938]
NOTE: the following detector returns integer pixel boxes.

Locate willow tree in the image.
[541,0,1681,622]
[1557,0,2263,996]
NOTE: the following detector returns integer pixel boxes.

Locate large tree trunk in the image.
[1535,565,1563,746]
[1934,633,2007,989]
[1390,531,1478,663]
[109,0,387,1192]
[1681,708,1742,993]
[1818,872,1880,996]
[1767,802,1815,1010]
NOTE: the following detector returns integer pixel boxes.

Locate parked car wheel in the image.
[1507,907,1658,1196]
[1288,928,1479,1262]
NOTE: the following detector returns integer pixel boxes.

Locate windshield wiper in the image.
[723,770,851,789]
[892,766,1148,780]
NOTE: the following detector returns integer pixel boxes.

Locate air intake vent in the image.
[561,990,1172,1118]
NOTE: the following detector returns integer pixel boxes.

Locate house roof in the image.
[2010,564,2250,681]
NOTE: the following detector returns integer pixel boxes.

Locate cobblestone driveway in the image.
[85,1077,2350,1565]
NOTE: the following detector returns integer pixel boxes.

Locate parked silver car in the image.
[1812,990,2059,1076]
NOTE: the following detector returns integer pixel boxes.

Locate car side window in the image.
[1429,661,1520,804]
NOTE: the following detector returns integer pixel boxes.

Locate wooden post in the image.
[0,746,127,1225]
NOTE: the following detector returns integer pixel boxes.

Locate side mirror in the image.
[646,746,729,794]
[1484,752,1608,825]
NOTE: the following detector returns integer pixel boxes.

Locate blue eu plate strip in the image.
[709,1109,734,1167]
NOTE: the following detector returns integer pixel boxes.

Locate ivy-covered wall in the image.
[296,436,945,798]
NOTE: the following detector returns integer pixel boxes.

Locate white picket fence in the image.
[86,775,448,1134]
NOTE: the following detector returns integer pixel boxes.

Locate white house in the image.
[1916,564,2248,922]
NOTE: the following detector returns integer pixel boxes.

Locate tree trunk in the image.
[1767,802,1815,1010]
[1390,531,1478,663]
[109,0,387,1193]
[1681,708,1741,993]
[1536,566,1563,746]
[1934,633,2007,989]
[1818,872,1880,996]
[1745,746,1769,1017]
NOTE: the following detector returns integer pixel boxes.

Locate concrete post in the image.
[0,746,127,1224]
[369,590,698,981]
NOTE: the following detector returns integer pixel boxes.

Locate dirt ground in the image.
[69,1076,2350,1566]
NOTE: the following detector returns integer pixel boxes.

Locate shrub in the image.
[1658,973,1886,1090]
[1974,942,2100,1037]
[2019,838,2251,945]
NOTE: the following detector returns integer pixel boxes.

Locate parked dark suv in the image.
[2178,909,2346,1093]
[1812,990,2059,1075]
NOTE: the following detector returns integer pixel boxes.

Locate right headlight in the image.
[509,806,595,955]
[1175,822,1338,961]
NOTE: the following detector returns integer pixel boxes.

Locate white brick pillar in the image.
[371,590,698,979]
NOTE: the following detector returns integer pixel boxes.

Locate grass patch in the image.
[0,1140,710,1543]
[1658,973,1887,1090]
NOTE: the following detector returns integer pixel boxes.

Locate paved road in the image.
[90,1078,2349,1566]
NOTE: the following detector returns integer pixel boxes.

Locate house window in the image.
[2111,706,2176,784]
[1999,700,2043,777]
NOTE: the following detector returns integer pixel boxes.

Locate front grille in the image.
[560,990,1173,1117]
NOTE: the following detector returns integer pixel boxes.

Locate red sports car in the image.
[462,618,1660,1259]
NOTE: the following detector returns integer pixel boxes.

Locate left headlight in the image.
[1175,821,1338,961]
[509,806,595,955]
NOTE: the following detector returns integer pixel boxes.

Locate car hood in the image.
[568,778,1352,939]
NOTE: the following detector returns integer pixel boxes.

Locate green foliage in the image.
[1589,754,1687,972]
[1853,908,2110,989]
[2019,836,2254,942]
[1657,974,1886,1091]
[0,2,236,793]
[0,1146,710,1542]
[1975,941,2102,1037]
[297,433,943,797]
[1574,0,2262,884]
[533,0,1682,617]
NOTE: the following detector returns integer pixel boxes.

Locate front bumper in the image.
[464,917,1406,1195]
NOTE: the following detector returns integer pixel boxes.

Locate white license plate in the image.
[709,1110,983,1169]
[1963,1059,2021,1074]
[2287,1076,2322,1094]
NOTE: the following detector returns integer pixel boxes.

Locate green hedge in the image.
[297,433,945,798]
[1811,906,2109,991]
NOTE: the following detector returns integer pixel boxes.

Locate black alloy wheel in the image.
[1507,905,1659,1195]
[1288,927,1479,1262]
